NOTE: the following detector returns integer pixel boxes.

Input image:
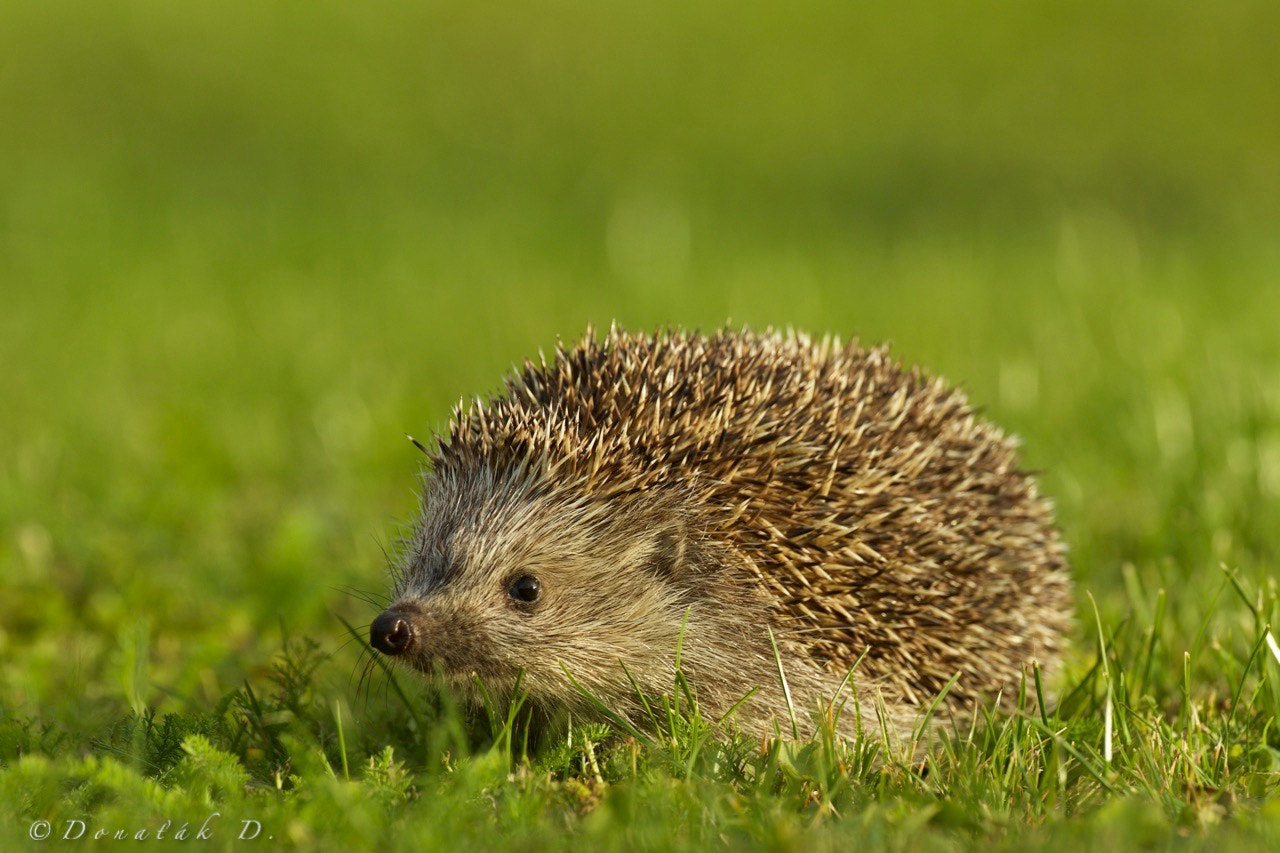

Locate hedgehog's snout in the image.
[370,609,414,656]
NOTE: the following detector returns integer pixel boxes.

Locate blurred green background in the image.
[2,0,1278,740]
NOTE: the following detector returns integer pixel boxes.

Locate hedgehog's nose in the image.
[370,610,414,656]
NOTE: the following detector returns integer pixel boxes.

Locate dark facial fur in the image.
[372,462,785,729]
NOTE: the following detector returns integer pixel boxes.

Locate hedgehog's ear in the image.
[640,519,690,582]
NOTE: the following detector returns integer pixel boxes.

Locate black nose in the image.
[370,610,413,656]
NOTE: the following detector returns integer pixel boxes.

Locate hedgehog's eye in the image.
[508,574,540,604]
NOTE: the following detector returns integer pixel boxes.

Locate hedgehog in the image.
[369,326,1071,745]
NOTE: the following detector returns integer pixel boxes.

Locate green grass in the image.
[3,0,1280,849]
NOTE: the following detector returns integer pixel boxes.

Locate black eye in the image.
[508,575,540,604]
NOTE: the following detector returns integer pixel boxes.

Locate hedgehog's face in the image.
[370,464,706,711]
